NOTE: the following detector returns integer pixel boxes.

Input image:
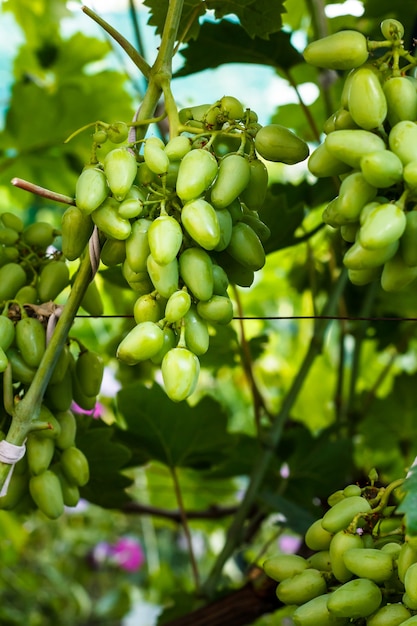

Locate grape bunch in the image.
[0,214,104,518]
[69,95,309,402]
[304,19,417,292]
[263,477,417,625]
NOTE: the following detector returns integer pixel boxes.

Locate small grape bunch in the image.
[304,19,417,293]
[262,476,417,625]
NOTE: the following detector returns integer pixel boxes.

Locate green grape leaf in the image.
[116,383,234,469]
[144,0,205,41]
[77,425,133,508]
[174,21,302,77]
[206,0,286,39]
[398,466,417,536]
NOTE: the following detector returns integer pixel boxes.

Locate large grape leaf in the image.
[144,0,286,41]
[116,383,234,469]
[174,21,302,77]
[76,424,134,508]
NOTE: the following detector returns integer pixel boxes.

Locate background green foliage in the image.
[1,0,417,624]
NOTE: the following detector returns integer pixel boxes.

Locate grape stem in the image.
[10,178,75,206]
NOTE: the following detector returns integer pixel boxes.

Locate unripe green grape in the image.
[214,208,233,251]
[117,321,164,365]
[147,215,183,265]
[360,150,403,188]
[147,255,179,298]
[307,550,332,572]
[343,239,398,270]
[340,223,359,243]
[181,199,221,250]
[305,518,333,551]
[308,142,352,178]
[226,222,265,271]
[144,138,170,174]
[103,147,137,201]
[0,315,16,351]
[347,67,387,130]
[400,615,417,625]
[383,76,417,127]
[293,593,348,626]
[75,167,109,215]
[359,203,406,250]
[125,218,152,273]
[179,247,213,301]
[161,347,200,402]
[0,212,24,232]
[22,222,56,249]
[60,446,90,487]
[263,553,308,582]
[210,154,251,209]
[107,121,128,144]
[327,578,382,618]
[276,568,327,605]
[0,227,19,246]
[321,495,371,533]
[254,124,309,164]
[183,306,210,355]
[325,130,386,168]
[219,95,245,120]
[164,290,191,323]
[176,148,218,202]
[150,327,177,365]
[29,471,64,519]
[92,129,108,144]
[337,171,378,222]
[164,135,192,160]
[303,30,369,70]
[196,294,233,325]
[397,540,417,583]
[380,18,405,40]
[329,530,364,583]
[342,547,393,583]
[133,293,163,324]
[92,197,131,240]
[400,211,417,266]
[122,262,153,294]
[389,121,417,165]
[212,263,229,295]
[343,484,361,497]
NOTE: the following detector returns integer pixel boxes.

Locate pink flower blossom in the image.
[91,537,145,572]
[71,401,104,419]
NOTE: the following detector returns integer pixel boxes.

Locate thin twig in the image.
[11,178,75,205]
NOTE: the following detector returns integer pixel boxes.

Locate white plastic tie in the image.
[0,440,26,497]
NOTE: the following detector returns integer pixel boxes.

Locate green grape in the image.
[321,495,371,533]
[144,137,170,174]
[125,218,152,273]
[367,603,411,626]
[148,215,183,265]
[226,222,265,271]
[303,30,369,70]
[106,121,128,144]
[0,227,19,246]
[342,547,393,583]
[179,247,213,301]
[382,253,417,292]
[181,199,221,250]
[92,197,132,240]
[150,327,177,365]
[359,203,406,250]
[292,593,349,626]
[0,211,24,232]
[164,290,191,323]
[60,446,90,487]
[22,222,56,249]
[55,410,77,450]
[360,150,403,188]
[164,135,191,161]
[343,239,398,270]
[307,550,332,572]
[26,434,55,476]
[325,130,386,168]
[75,167,109,215]
[133,293,163,324]
[263,553,308,582]
[75,350,104,398]
[117,321,164,365]
[161,347,200,402]
[147,255,179,298]
[183,306,210,355]
[343,484,361,497]
[276,568,327,605]
[380,18,405,40]
[15,316,46,368]
[337,171,378,222]
[389,121,417,165]
[0,262,27,302]
[218,95,245,120]
[305,518,333,551]
[400,211,417,267]
[0,315,16,351]
[347,67,387,130]
[176,148,218,202]
[210,154,251,209]
[214,208,233,251]
[240,158,269,210]
[29,470,64,519]
[383,76,417,126]
[61,206,94,261]
[103,147,137,201]
[254,124,309,164]
[327,578,382,618]
[329,530,364,583]
[196,294,234,325]
[308,142,352,178]
[37,259,70,302]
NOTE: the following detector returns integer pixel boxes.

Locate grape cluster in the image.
[305,19,417,292]
[69,95,309,402]
[0,214,104,518]
[263,479,417,625]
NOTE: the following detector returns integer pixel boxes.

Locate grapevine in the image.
[305,19,417,292]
